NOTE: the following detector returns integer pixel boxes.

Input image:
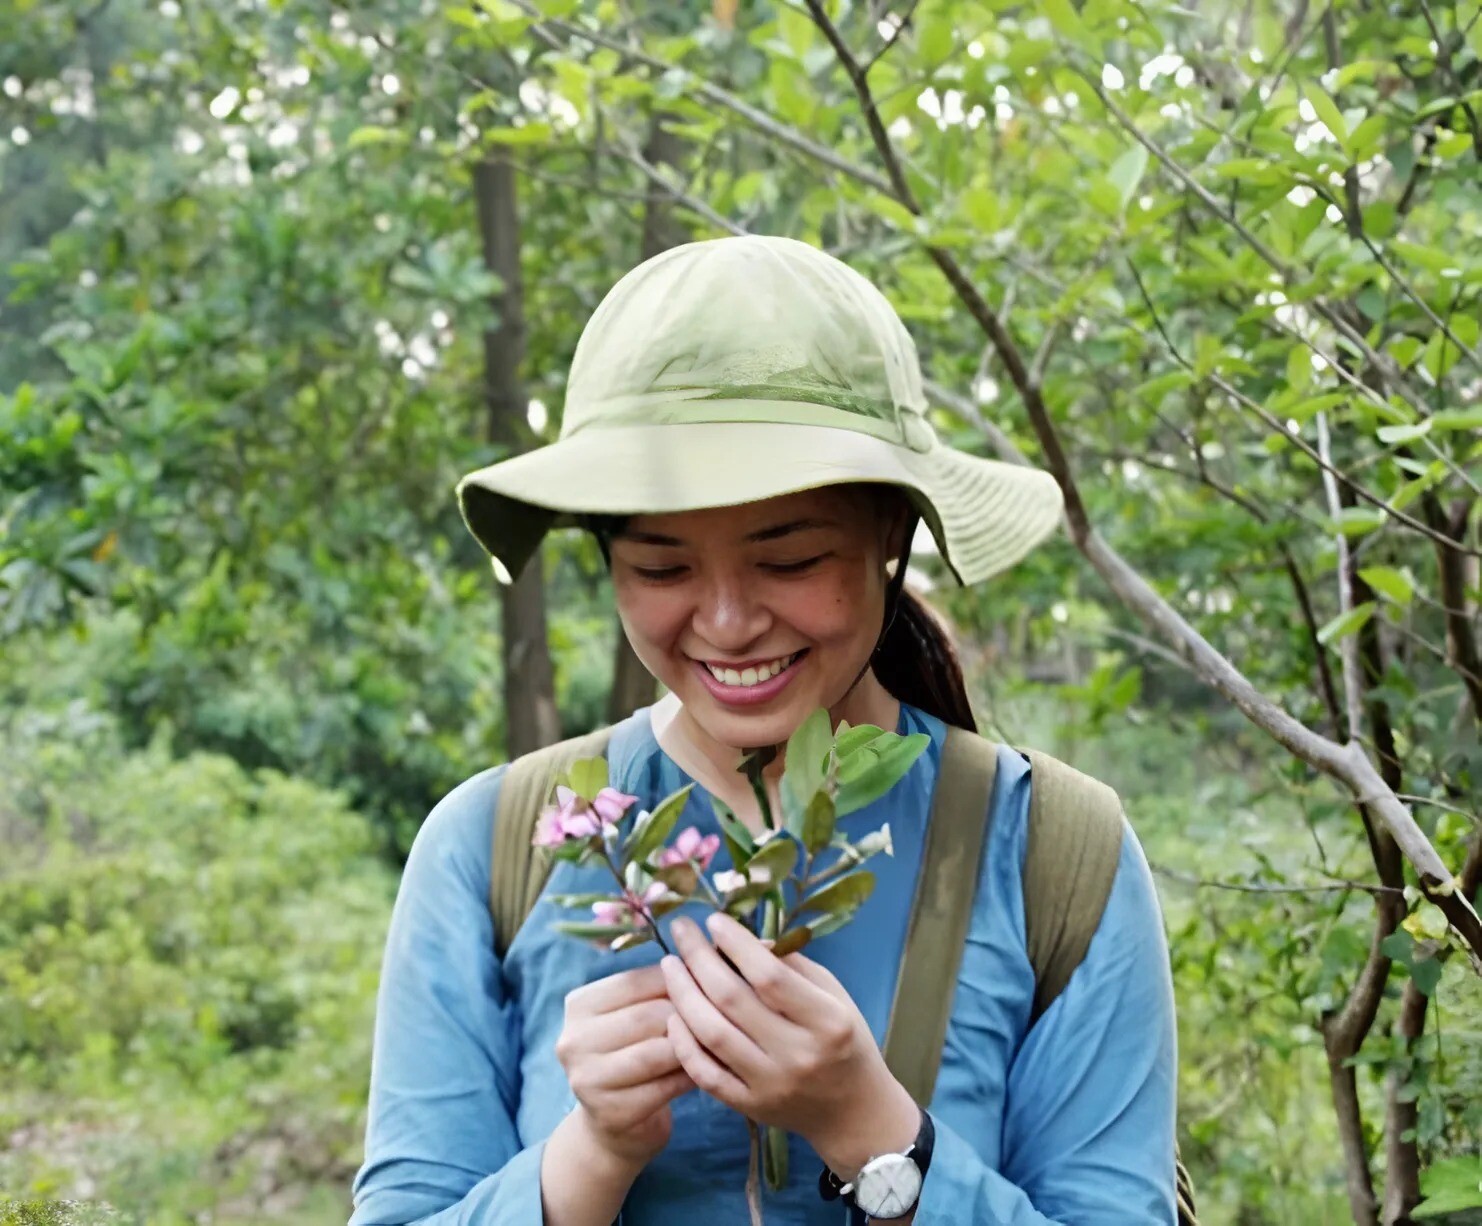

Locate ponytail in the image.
[872,587,978,732]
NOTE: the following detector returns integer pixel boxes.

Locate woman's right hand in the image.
[554,962,694,1170]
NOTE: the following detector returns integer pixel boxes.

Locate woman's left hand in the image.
[661,911,920,1175]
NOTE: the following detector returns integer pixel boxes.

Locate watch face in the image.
[855,1153,923,1219]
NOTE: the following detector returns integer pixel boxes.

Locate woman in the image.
[350,236,1177,1224]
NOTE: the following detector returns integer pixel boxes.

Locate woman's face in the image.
[609,486,905,750]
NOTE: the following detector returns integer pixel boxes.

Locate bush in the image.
[0,705,394,1222]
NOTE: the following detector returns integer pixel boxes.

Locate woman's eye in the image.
[633,565,688,582]
[764,555,827,575]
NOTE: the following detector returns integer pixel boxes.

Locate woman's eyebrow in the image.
[616,518,836,548]
[744,517,836,543]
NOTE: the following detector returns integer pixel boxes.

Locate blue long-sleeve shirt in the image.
[350,704,1177,1224]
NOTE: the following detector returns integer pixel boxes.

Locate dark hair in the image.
[873,585,978,733]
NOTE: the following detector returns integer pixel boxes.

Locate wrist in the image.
[810,1072,921,1182]
[560,1105,651,1184]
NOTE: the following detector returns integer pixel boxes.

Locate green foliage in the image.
[5,0,1481,1219]
[0,705,393,1220]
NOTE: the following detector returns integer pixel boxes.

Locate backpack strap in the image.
[1021,749,1124,1025]
[489,726,615,960]
[882,725,999,1104]
[1023,751,1199,1226]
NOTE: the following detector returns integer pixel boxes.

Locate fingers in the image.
[586,1066,695,1136]
[586,1034,685,1091]
[781,950,848,1000]
[705,912,823,1021]
[670,917,787,1044]
[565,963,668,1018]
[583,998,677,1054]
[661,951,768,1081]
[667,1011,749,1109]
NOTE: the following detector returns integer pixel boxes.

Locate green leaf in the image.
[1107,144,1149,209]
[1380,929,1416,965]
[916,10,954,63]
[1411,956,1442,996]
[553,921,638,942]
[1413,1157,1482,1217]
[565,756,608,802]
[1304,83,1350,154]
[483,123,553,146]
[1431,407,1482,430]
[626,784,694,864]
[1286,345,1313,391]
[834,722,887,760]
[1042,0,1085,39]
[1377,420,1432,444]
[957,185,1001,233]
[781,708,831,830]
[747,833,799,884]
[548,892,621,909]
[1358,566,1414,606]
[1317,602,1376,645]
[836,732,930,816]
[802,789,837,854]
[1333,506,1386,537]
[713,799,757,867]
[611,929,655,952]
[763,1121,789,1192]
[862,192,920,233]
[771,926,812,956]
[797,870,876,918]
[346,125,408,149]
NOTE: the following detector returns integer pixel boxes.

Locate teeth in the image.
[706,652,798,687]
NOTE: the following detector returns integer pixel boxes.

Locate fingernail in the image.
[705,911,726,934]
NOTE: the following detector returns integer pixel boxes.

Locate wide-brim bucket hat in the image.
[456,235,1063,586]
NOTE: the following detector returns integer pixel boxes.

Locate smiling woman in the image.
[350,235,1181,1226]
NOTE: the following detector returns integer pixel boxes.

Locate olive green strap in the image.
[881,726,999,1105]
[1022,749,1124,1025]
[1023,751,1199,1225]
[490,726,615,960]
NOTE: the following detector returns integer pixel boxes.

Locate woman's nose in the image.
[692,573,771,650]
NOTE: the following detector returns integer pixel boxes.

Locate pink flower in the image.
[657,826,721,872]
[591,883,669,928]
[591,787,640,825]
[533,786,634,848]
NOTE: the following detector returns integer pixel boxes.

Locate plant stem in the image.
[599,845,672,955]
[746,1118,765,1226]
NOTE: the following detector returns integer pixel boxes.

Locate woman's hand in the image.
[554,962,696,1170]
[661,913,920,1178]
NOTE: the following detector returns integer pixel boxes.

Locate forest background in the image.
[3,0,1481,1222]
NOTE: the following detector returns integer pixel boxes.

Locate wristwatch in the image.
[818,1107,935,1220]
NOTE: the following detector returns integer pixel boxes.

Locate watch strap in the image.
[817,1108,935,1217]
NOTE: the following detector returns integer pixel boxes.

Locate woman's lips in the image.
[690,651,807,707]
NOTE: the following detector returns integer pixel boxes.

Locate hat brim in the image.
[456,422,1063,587]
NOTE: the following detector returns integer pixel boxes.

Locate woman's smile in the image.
[690,649,809,707]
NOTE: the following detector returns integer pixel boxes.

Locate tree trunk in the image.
[475,154,561,759]
[606,117,688,724]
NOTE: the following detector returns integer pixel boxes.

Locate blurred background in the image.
[3,0,1480,1221]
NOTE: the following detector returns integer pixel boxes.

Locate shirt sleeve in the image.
[912,823,1178,1225]
[349,765,547,1226]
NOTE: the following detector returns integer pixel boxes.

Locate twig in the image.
[1152,864,1402,896]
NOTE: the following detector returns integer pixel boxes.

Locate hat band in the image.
[563,391,936,455]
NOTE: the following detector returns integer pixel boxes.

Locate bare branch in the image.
[1317,412,1366,742]
[1077,69,1461,401]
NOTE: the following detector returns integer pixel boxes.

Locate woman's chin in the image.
[687,689,815,750]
